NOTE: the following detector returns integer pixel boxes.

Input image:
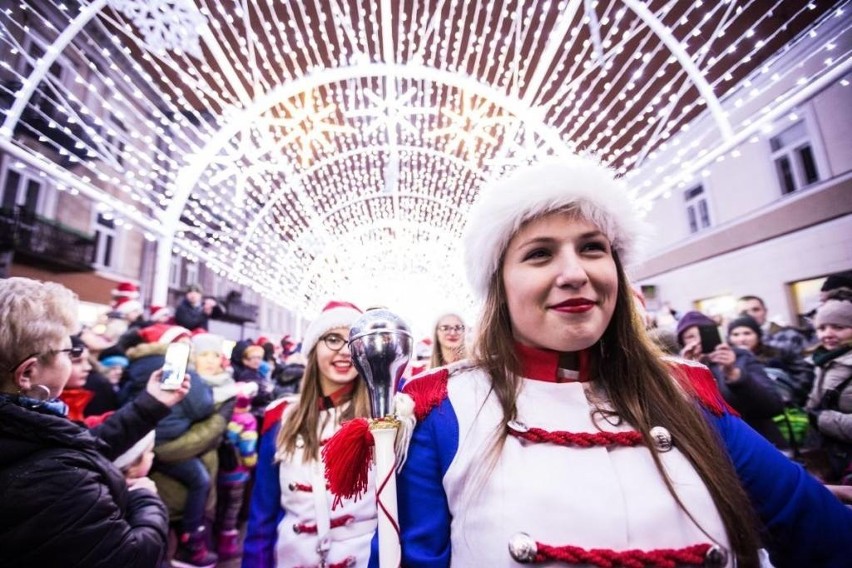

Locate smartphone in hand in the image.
[698,325,723,354]
[160,342,190,390]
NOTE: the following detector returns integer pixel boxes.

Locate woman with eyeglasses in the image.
[244,300,376,568]
[391,159,852,568]
[0,277,191,567]
[429,313,468,369]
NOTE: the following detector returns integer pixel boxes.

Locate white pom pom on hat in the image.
[301,301,363,356]
[462,156,646,299]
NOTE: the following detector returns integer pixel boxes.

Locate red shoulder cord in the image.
[508,426,643,447]
[534,542,712,567]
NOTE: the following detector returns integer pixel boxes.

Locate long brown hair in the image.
[474,241,761,566]
[275,344,371,463]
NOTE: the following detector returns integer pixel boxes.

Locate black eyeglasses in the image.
[438,325,465,334]
[7,346,85,373]
[320,334,349,352]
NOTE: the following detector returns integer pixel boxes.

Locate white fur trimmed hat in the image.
[301,301,363,355]
[462,157,645,299]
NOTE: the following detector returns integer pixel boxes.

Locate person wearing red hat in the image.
[118,324,219,568]
[149,304,174,324]
[389,158,852,567]
[111,280,140,309]
[244,300,377,568]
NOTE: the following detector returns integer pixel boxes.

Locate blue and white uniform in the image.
[392,345,852,568]
[245,391,377,568]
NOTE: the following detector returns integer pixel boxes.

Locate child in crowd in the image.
[192,333,257,403]
[98,346,130,388]
[114,430,157,488]
[119,323,218,568]
[237,344,274,425]
[217,394,258,559]
[190,332,258,558]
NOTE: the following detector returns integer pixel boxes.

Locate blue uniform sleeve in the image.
[242,421,284,568]
[710,410,852,567]
[376,397,458,568]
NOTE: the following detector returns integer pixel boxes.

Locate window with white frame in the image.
[1,164,46,216]
[769,120,820,195]
[684,184,711,234]
[93,213,118,269]
[185,261,199,288]
[169,255,181,289]
[104,115,127,166]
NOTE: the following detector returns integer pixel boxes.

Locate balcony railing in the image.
[0,207,96,272]
[214,290,259,324]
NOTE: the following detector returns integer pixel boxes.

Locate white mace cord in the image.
[393,392,416,472]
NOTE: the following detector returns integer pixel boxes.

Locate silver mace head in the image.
[348,309,413,419]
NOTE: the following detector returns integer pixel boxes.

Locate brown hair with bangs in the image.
[473,210,762,567]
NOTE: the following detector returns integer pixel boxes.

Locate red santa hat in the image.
[111,281,140,301]
[462,156,646,299]
[148,305,173,323]
[116,299,144,316]
[415,337,433,360]
[138,323,192,345]
[301,301,363,356]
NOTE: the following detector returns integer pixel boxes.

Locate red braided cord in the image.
[375,454,402,555]
[293,514,354,534]
[534,542,711,567]
[509,426,643,448]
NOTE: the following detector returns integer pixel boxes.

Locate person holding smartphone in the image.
[0,277,191,568]
[118,323,218,568]
[676,311,788,449]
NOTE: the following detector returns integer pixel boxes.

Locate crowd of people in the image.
[0,156,850,568]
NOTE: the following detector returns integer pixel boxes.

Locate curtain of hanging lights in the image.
[0,0,848,326]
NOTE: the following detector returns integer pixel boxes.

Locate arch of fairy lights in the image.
[0,0,849,326]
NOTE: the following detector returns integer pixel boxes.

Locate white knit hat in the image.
[301,301,363,355]
[191,332,225,355]
[113,430,155,471]
[462,157,645,299]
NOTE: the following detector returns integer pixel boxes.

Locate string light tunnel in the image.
[0,0,849,325]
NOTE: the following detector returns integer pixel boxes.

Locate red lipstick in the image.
[550,298,595,313]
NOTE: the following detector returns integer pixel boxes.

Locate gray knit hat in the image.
[814,299,852,329]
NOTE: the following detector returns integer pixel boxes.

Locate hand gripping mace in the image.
[322,309,412,568]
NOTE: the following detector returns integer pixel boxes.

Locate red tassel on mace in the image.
[323,417,375,508]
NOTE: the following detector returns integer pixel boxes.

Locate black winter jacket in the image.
[0,391,171,567]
